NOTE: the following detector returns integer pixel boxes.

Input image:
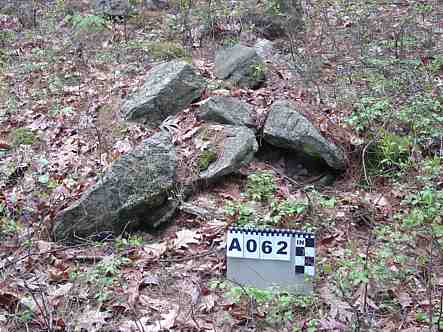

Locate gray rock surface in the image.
[254,39,274,59]
[198,96,256,130]
[122,60,206,126]
[94,0,131,17]
[242,0,303,40]
[215,44,265,89]
[199,125,258,181]
[53,132,177,241]
[263,101,346,170]
[144,0,169,10]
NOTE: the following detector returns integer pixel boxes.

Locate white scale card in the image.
[226,227,315,293]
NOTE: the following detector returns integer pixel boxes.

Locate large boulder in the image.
[215,44,265,89]
[199,125,258,182]
[122,60,206,126]
[263,101,346,170]
[198,96,256,130]
[53,132,177,241]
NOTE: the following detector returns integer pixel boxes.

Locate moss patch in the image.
[197,147,217,171]
[146,41,188,61]
[301,143,322,159]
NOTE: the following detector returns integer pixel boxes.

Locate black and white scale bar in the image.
[228,227,315,238]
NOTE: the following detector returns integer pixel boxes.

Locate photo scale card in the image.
[226,227,315,293]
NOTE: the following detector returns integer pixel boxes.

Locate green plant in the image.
[347,97,392,133]
[305,319,319,332]
[252,63,266,80]
[223,283,316,327]
[427,55,443,75]
[0,203,20,238]
[11,128,36,146]
[0,30,15,49]
[19,62,48,75]
[224,201,255,225]
[246,171,276,202]
[225,197,308,228]
[50,105,75,117]
[48,74,65,94]
[65,13,109,60]
[263,0,282,16]
[370,131,411,170]
[335,249,369,293]
[115,235,143,250]
[222,36,239,48]
[76,256,127,303]
[415,3,433,22]
[398,93,442,144]
[12,309,33,325]
[227,285,273,304]
[126,40,188,61]
[264,199,307,225]
[419,156,441,179]
[318,196,336,209]
[66,14,107,34]
[401,187,443,238]
[0,217,20,239]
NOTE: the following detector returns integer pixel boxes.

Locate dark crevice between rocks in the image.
[255,141,340,187]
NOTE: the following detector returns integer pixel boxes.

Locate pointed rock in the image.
[199,125,258,181]
[263,101,346,170]
[53,132,177,241]
[215,44,265,89]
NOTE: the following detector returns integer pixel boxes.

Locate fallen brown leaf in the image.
[173,229,201,249]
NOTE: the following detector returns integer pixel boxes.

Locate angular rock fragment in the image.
[144,0,169,10]
[122,60,206,126]
[263,101,346,170]
[254,39,274,59]
[198,96,256,130]
[53,131,177,241]
[199,125,258,181]
[94,0,131,18]
[215,44,265,89]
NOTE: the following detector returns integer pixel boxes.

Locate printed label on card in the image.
[227,230,244,258]
[243,231,261,259]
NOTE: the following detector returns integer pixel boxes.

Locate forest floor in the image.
[0,1,442,331]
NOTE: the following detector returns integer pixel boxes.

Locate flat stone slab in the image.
[198,96,256,130]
